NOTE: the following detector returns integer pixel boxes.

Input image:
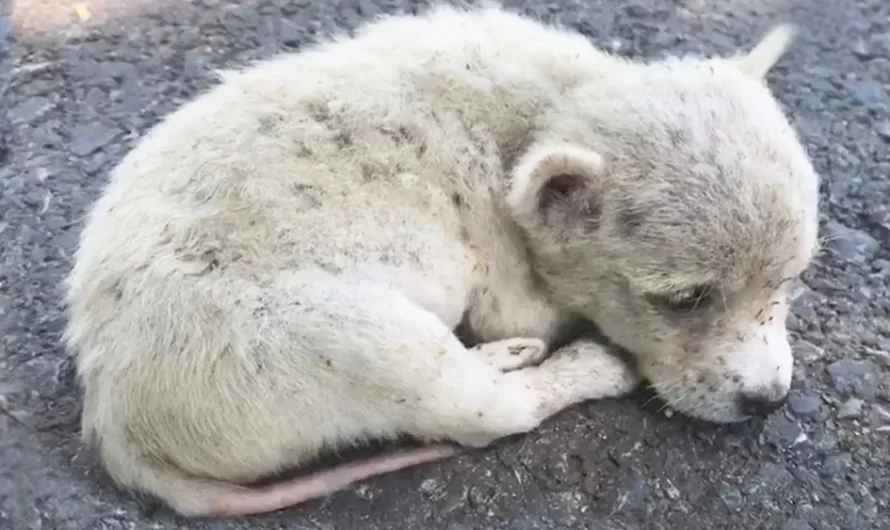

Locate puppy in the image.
[64,3,819,518]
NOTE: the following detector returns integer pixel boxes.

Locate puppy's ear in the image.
[507,144,606,228]
[731,24,796,80]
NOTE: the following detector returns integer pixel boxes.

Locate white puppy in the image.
[64,3,819,518]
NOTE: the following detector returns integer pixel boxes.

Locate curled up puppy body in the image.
[64,4,820,519]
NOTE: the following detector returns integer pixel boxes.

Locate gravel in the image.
[788,392,822,417]
[827,359,883,399]
[837,398,864,419]
[2,0,890,529]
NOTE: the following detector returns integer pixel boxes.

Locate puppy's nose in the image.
[739,392,788,417]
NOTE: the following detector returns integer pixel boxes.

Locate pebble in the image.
[822,221,880,265]
[184,49,209,78]
[663,479,680,500]
[746,463,794,504]
[764,414,804,448]
[9,96,52,124]
[791,289,821,324]
[811,432,840,454]
[788,392,822,416]
[837,398,864,419]
[793,340,824,361]
[0,10,7,44]
[615,468,649,512]
[852,38,872,59]
[782,520,815,530]
[717,484,745,511]
[826,359,881,398]
[467,485,493,508]
[869,404,890,426]
[420,479,439,493]
[69,122,121,157]
[849,81,888,110]
[820,453,853,479]
[276,18,305,46]
[878,120,890,142]
[440,481,468,514]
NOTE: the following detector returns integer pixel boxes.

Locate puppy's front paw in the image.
[544,340,642,399]
[472,337,548,372]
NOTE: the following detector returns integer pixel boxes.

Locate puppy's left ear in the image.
[731,24,797,80]
[507,143,606,229]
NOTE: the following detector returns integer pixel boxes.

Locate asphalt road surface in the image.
[2,0,889,529]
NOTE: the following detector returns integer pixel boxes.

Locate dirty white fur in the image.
[65,3,819,517]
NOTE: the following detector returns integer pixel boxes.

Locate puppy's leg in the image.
[91,270,637,517]
[531,339,643,417]
[441,338,640,448]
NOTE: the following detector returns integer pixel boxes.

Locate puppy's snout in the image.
[738,392,787,417]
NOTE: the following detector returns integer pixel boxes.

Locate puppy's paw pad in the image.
[472,337,548,372]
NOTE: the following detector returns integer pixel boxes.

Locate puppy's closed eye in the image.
[647,284,715,313]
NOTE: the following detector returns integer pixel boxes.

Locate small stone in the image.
[878,121,890,142]
[791,288,821,324]
[467,485,493,508]
[811,432,839,454]
[850,81,888,109]
[837,398,863,419]
[746,463,794,505]
[184,49,209,77]
[788,392,821,416]
[764,414,803,448]
[870,349,890,368]
[278,18,303,46]
[823,221,880,265]
[874,33,890,55]
[9,96,52,124]
[69,122,121,157]
[664,479,680,500]
[103,61,139,83]
[615,468,649,512]
[0,11,7,44]
[870,404,890,426]
[420,479,439,493]
[353,484,373,500]
[827,359,881,398]
[820,453,853,479]
[440,481,468,514]
[624,4,650,17]
[718,484,745,511]
[782,520,815,530]
[793,340,824,361]
[852,38,873,59]
[875,259,890,273]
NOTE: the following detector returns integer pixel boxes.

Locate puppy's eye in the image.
[648,285,714,313]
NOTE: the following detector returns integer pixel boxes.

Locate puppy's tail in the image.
[123,444,461,518]
[735,24,797,79]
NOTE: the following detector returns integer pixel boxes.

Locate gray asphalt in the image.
[1,0,889,529]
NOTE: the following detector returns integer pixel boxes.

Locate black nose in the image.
[739,393,788,417]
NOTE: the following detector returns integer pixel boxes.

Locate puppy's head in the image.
[509,25,819,423]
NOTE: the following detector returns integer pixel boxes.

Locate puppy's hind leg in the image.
[107,271,637,518]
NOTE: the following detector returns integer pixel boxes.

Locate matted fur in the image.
[64,3,819,518]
